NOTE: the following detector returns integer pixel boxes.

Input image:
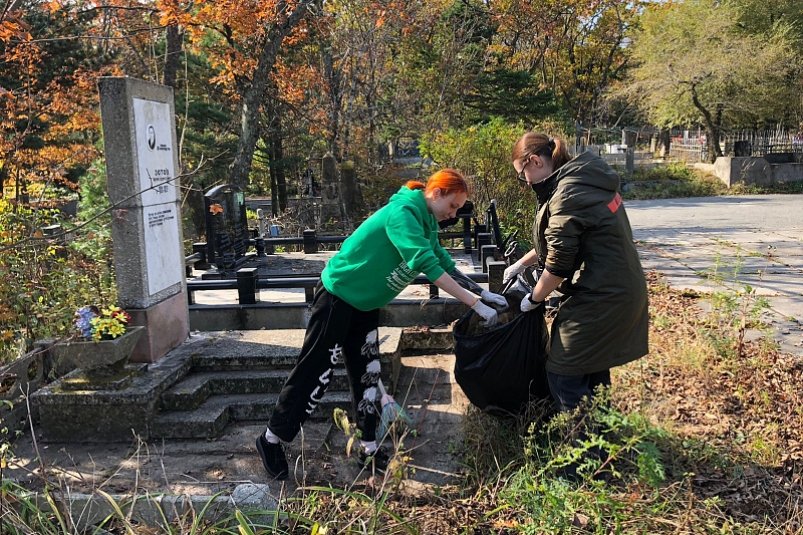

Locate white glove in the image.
[520,294,544,313]
[471,299,499,327]
[480,289,507,309]
[503,260,526,284]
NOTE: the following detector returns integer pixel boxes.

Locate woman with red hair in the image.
[257,168,506,480]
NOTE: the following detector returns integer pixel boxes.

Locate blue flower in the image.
[74,305,99,340]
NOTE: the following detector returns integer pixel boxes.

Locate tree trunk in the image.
[272,119,287,213]
[163,24,182,89]
[268,138,279,217]
[263,79,287,215]
[690,84,723,163]
[713,102,724,160]
[659,128,671,159]
[339,161,362,224]
[322,46,342,160]
[228,0,313,189]
[186,186,206,241]
[0,162,7,199]
[366,39,377,166]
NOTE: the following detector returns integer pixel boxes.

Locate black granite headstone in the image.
[204,184,250,270]
[734,140,752,157]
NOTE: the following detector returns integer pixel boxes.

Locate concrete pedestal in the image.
[129,292,190,363]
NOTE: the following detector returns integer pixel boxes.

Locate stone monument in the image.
[98,77,189,363]
[204,184,250,272]
[320,152,345,228]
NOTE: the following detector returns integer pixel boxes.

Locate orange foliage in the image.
[155,0,312,99]
[0,7,113,198]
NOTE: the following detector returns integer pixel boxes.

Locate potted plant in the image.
[49,305,144,374]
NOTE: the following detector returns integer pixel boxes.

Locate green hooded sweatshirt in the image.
[534,151,649,375]
[321,186,456,311]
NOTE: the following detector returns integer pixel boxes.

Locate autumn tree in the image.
[317,0,436,161]
[727,0,803,128]
[491,0,639,126]
[0,2,116,207]
[623,0,800,161]
[158,0,315,191]
[0,2,125,361]
[387,0,498,134]
[727,0,803,40]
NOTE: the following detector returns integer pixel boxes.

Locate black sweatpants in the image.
[268,283,380,443]
[546,369,611,412]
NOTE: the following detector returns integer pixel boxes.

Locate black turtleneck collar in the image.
[532,174,557,205]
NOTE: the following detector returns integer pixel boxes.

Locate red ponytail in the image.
[405,169,468,196]
[405,180,426,190]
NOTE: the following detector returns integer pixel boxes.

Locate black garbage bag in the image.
[453,281,550,415]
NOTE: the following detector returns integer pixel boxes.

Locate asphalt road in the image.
[625,193,803,357]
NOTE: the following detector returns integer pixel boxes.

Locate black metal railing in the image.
[184,200,512,305]
[186,269,505,305]
[186,216,478,275]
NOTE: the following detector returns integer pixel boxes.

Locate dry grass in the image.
[274,270,803,533]
[612,271,803,531]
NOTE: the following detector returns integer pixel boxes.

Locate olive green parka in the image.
[533,151,648,375]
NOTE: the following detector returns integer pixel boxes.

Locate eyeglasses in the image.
[516,156,531,183]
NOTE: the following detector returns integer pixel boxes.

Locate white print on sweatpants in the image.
[359,386,378,415]
[305,343,344,416]
[359,330,381,415]
[361,330,381,384]
[362,359,381,385]
[329,343,344,365]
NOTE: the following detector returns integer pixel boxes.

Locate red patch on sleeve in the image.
[607,192,622,213]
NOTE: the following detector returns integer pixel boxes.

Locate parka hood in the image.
[550,150,620,192]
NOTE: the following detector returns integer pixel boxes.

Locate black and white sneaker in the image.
[256,434,289,480]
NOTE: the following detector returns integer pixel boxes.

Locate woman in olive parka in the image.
[503,133,649,411]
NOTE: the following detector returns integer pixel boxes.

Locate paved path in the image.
[626,194,803,357]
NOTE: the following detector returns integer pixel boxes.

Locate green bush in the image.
[0,160,115,364]
[496,396,703,533]
[420,117,571,250]
[70,159,112,262]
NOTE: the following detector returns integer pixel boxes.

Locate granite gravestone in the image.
[98,77,189,363]
[204,184,250,271]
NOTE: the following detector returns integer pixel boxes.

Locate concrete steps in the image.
[32,314,457,442]
[149,329,405,439]
[190,353,300,371]
[159,369,351,411]
[150,391,352,439]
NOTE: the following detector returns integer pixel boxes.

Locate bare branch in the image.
[0,154,224,254]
